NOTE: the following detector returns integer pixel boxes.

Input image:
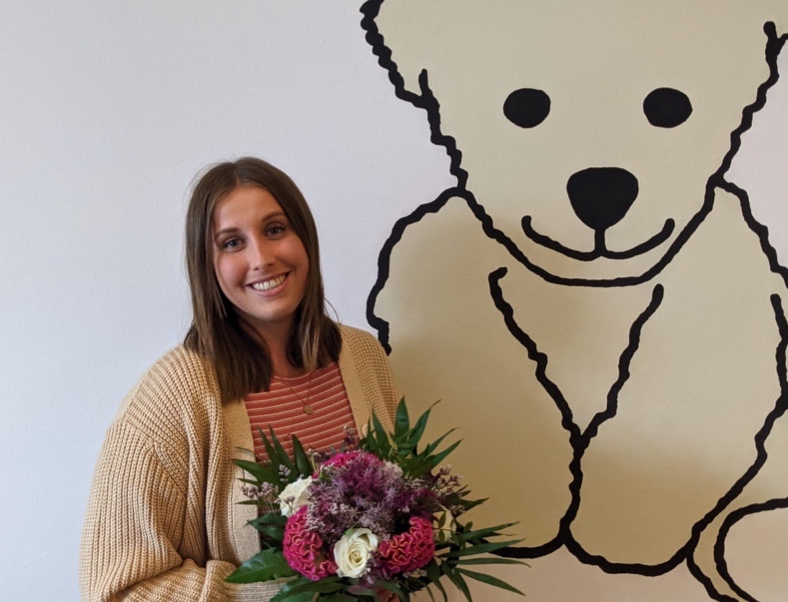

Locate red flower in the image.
[377,516,435,576]
[321,450,381,471]
[283,506,338,580]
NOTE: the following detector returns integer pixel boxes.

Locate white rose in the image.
[278,476,313,517]
[333,528,379,578]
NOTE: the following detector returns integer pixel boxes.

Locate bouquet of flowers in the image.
[227,400,525,601]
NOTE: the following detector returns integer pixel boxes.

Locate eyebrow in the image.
[213,211,288,240]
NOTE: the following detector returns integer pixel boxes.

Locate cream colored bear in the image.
[362,1,788,599]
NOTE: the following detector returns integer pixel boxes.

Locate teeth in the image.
[252,275,286,291]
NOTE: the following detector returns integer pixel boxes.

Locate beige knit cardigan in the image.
[80,325,398,601]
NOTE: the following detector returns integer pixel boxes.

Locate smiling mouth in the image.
[521,216,675,261]
[250,274,287,291]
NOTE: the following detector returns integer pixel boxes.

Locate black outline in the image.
[715,498,788,602]
[485,266,578,558]
[365,187,466,354]
[360,1,467,189]
[361,10,788,288]
[360,3,788,594]
[522,215,676,261]
[581,285,664,445]
[487,274,667,561]
[691,294,788,602]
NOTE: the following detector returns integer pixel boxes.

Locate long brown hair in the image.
[183,157,341,403]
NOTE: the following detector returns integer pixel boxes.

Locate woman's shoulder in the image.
[338,324,384,350]
[112,345,220,437]
[337,324,393,374]
[148,344,214,382]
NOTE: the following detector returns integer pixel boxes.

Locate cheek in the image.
[291,240,310,277]
[213,255,238,294]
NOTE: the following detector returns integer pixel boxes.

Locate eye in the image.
[220,237,242,250]
[265,222,287,237]
[643,88,692,128]
[503,88,551,128]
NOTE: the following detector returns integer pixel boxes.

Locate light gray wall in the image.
[0,2,451,599]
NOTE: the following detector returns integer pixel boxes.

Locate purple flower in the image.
[306,452,437,550]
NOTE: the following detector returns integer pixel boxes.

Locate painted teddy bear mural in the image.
[360,1,788,600]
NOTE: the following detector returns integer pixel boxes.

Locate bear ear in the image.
[373,0,446,95]
[762,1,788,36]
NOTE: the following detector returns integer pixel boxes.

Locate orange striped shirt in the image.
[243,362,354,463]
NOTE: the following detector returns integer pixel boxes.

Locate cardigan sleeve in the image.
[79,421,284,602]
[340,325,400,428]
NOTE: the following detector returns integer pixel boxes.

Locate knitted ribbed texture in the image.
[80,325,397,601]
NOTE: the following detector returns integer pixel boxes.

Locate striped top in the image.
[244,362,354,462]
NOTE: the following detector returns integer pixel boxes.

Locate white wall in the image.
[0,2,785,601]
[0,2,451,600]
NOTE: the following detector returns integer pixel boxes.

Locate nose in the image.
[249,237,274,270]
[566,167,639,232]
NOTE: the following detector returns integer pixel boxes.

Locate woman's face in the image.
[211,185,309,341]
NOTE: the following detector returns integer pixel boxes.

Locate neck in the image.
[269,345,302,378]
[239,316,303,378]
[262,326,303,378]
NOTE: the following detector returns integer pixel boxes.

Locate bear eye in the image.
[503,88,551,128]
[643,88,692,128]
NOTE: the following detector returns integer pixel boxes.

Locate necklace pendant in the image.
[303,404,315,415]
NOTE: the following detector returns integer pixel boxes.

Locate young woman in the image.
[80,157,398,601]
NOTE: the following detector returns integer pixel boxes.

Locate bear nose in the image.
[566,167,639,232]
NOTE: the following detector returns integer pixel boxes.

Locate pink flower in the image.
[283,506,338,580]
[377,516,435,576]
[321,450,381,471]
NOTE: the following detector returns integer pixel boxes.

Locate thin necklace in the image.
[278,369,315,415]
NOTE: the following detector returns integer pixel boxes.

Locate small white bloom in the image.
[383,460,403,476]
[333,528,379,578]
[278,476,313,516]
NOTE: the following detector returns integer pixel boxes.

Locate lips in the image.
[249,274,287,292]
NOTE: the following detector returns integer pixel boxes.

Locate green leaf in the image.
[272,588,314,602]
[225,548,296,584]
[433,577,449,602]
[269,427,296,473]
[405,405,433,451]
[456,497,488,513]
[420,428,458,458]
[456,557,528,566]
[271,576,345,601]
[444,540,522,558]
[457,568,525,596]
[372,412,392,456]
[423,439,463,472]
[320,594,358,602]
[394,398,411,440]
[252,512,288,525]
[282,576,345,597]
[270,577,313,602]
[247,514,287,542]
[373,579,406,601]
[458,522,518,543]
[232,459,266,482]
[441,565,472,601]
[259,429,279,467]
[424,585,437,602]
[287,592,315,602]
[424,560,448,601]
[255,525,285,541]
[291,435,313,478]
